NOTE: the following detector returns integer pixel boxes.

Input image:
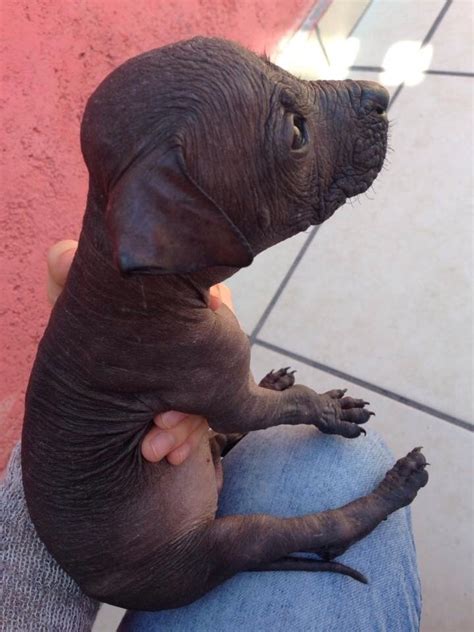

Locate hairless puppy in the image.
[22,37,428,610]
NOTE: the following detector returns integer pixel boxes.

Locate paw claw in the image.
[376,448,429,510]
[259,367,296,391]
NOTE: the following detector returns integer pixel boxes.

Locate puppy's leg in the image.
[207,378,373,438]
[212,368,297,458]
[101,448,427,610]
[166,309,372,439]
[208,448,427,583]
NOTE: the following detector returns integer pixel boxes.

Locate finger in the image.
[166,421,210,466]
[47,240,78,285]
[208,285,222,311]
[340,397,369,409]
[209,283,235,314]
[47,240,78,305]
[154,410,188,429]
[341,408,375,424]
[141,426,177,462]
[216,283,235,314]
[141,416,205,462]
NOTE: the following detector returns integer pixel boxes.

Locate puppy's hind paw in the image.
[259,367,296,391]
[375,447,429,510]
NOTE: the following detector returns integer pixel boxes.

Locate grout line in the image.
[350,65,384,73]
[425,69,474,78]
[316,0,374,67]
[387,84,403,111]
[270,0,332,58]
[421,0,453,47]
[347,0,374,39]
[249,226,320,343]
[315,25,331,67]
[350,65,474,79]
[254,338,474,433]
[388,0,453,110]
[297,0,333,32]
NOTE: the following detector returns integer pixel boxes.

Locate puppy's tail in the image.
[251,555,368,584]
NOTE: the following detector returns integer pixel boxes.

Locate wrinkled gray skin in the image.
[22,37,428,610]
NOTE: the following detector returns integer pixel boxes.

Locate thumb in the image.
[47,239,78,305]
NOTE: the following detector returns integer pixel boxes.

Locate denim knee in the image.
[218,426,396,518]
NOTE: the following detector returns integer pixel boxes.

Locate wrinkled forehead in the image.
[81,37,283,177]
[84,38,279,129]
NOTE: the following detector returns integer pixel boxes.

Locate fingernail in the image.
[150,432,176,458]
[48,243,76,266]
[56,248,76,272]
[59,247,75,260]
[157,411,188,428]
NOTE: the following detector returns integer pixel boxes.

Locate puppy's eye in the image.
[291,115,308,150]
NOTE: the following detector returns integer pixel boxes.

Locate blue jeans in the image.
[120,427,421,631]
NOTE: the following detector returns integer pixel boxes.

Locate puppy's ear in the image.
[106,148,253,274]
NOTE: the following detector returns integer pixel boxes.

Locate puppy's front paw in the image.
[316,389,374,438]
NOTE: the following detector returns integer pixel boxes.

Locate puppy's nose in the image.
[359,81,390,115]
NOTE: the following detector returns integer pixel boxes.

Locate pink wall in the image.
[0,0,315,469]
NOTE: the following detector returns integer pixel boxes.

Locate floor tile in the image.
[273,26,331,79]
[317,0,371,44]
[227,231,310,335]
[316,0,372,77]
[347,0,445,68]
[259,74,473,423]
[314,0,371,79]
[92,605,124,632]
[250,344,473,632]
[274,1,372,83]
[274,0,448,86]
[429,0,474,73]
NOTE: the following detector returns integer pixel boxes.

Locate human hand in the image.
[208,282,235,315]
[46,240,236,465]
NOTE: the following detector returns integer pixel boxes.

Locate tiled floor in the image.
[229,1,473,630]
[94,1,473,630]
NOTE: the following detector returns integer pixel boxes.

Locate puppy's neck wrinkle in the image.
[73,219,211,319]
[77,194,238,315]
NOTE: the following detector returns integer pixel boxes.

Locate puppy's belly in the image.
[145,431,220,524]
[23,417,220,592]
